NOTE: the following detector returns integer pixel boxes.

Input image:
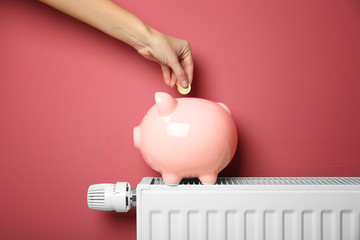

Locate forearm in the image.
[40,0,193,88]
[39,0,153,50]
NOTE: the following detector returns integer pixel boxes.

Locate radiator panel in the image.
[136,177,360,240]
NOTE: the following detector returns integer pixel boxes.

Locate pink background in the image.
[1,0,360,239]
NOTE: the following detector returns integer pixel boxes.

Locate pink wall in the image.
[1,0,360,238]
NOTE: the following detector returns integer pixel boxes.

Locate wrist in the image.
[129,24,153,50]
[106,10,156,52]
[131,26,163,52]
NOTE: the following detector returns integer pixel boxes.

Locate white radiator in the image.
[88,177,360,240]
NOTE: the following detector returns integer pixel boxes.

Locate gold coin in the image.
[177,83,191,95]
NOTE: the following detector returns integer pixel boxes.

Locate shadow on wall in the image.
[98,208,136,235]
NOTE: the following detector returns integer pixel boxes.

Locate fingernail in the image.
[181,80,188,88]
[170,79,176,88]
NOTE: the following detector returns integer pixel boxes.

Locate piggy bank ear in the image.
[155,92,178,117]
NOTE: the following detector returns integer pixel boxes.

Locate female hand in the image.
[137,29,193,88]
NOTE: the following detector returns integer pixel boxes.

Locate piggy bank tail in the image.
[217,102,232,115]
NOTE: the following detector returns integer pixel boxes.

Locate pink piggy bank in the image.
[133,92,238,185]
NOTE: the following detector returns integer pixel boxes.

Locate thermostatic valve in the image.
[87,182,134,212]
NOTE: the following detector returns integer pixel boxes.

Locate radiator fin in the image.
[169,211,180,240]
[321,211,332,240]
[150,211,161,240]
[264,210,275,240]
[283,210,296,240]
[151,177,360,185]
[188,211,199,240]
[226,211,238,240]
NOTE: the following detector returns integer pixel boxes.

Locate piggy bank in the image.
[133,92,238,185]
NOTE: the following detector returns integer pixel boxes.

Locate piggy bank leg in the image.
[199,174,217,185]
[162,173,182,185]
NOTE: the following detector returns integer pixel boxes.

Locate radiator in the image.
[87,177,360,240]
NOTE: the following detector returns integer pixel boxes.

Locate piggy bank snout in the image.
[133,126,141,148]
